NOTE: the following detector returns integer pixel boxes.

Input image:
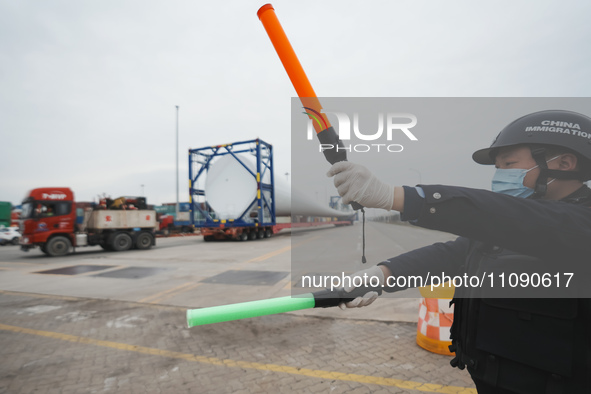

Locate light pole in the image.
[141,184,145,196]
[409,168,422,185]
[175,106,180,220]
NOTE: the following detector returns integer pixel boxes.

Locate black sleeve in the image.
[405,185,591,262]
[400,186,424,220]
[378,236,470,292]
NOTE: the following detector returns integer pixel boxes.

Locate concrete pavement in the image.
[0,222,475,393]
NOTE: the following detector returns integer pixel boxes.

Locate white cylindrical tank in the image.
[204,154,351,220]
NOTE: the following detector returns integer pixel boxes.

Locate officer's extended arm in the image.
[327,162,591,261]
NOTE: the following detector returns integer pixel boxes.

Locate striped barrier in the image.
[417,284,455,356]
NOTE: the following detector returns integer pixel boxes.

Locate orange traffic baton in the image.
[257,4,362,211]
[257,4,329,133]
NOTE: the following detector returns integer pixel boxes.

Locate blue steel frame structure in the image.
[188,139,276,230]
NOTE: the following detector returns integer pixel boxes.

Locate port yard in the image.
[2,1,580,392]
[0,222,475,393]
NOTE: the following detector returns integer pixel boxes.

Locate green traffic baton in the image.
[187,286,382,328]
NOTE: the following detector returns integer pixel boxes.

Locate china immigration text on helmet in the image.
[472,109,591,197]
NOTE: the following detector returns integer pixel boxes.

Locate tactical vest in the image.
[448,186,591,393]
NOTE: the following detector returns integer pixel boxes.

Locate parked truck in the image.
[155,202,194,235]
[0,202,12,227]
[19,187,157,256]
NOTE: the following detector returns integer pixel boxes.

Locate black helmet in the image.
[473,109,591,197]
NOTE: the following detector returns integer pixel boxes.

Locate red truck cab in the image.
[21,187,157,256]
[20,187,76,253]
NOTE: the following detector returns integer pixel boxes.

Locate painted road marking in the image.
[77,265,126,277]
[0,260,43,266]
[147,283,202,304]
[0,290,187,311]
[246,245,292,263]
[0,323,476,393]
[0,290,83,301]
[282,274,292,291]
[245,235,322,264]
[138,282,197,303]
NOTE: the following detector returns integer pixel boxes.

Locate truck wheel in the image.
[264,229,272,238]
[239,232,248,242]
[248,231,257,240]
[12,237,20,245]
[46,236,72,257]
[135,232,153,250]
[204,235,214,242]
[109,232,133,252]
[257,230,265,239]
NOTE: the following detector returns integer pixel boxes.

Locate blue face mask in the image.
[491,167,537,198]
[491,155,561,198]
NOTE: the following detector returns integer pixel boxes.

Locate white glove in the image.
[339,265,385,309]
[326,162,394,210]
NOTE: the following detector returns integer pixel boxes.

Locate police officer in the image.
[327,110,591,393]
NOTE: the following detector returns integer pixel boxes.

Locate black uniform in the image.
[379,184,591,393]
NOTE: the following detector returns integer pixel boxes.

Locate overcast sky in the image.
[1,0,591,207]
